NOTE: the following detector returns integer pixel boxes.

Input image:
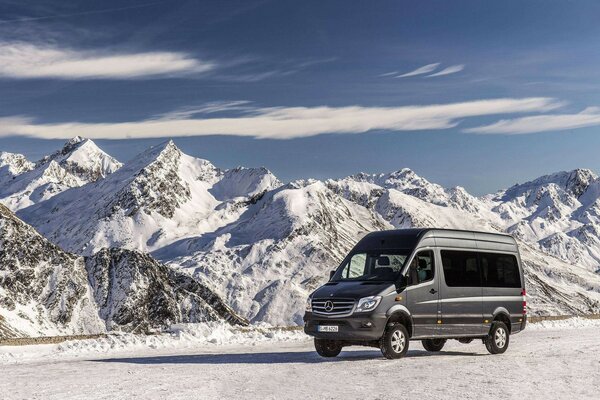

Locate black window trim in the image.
[439,248,522,289]
[406,248,436,287]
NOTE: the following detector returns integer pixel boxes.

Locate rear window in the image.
[441,251,480,287]
[480,253,521,288]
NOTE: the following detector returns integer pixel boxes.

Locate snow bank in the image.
[0,322,307,364]
[527,316,600,330]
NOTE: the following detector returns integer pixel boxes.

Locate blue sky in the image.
[1,0,600,194]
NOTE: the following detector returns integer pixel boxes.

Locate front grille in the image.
[312,298,356,316]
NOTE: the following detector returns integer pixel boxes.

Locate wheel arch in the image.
[492,307,512,334]
[385,305,413,338]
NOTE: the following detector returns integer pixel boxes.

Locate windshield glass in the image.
[331,250,411,282]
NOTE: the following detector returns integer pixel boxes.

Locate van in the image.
[303,229,527,359]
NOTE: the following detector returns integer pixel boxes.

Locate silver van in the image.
[303,229,527,359]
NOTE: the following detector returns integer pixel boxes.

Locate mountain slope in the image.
[484,169,600,271]
[6,139,600,327]
[0,137,122,212]
[0,204,247,338]
[0,204,104,338]
[85,248,248,332]
[0,152,34,181]
[35,136,122,182]
[19,140,282,255]
[157,180,391,325]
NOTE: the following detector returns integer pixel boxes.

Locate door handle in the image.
[429,289,438,294]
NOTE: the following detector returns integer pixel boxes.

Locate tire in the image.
[380,324,410,359]
[422,338,446,352]
[484,321,510,354]
[314,338,342,358]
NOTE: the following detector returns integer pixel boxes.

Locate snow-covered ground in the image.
[1,319,599,400]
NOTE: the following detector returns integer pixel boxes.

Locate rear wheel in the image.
[314,338,342,358]
[380,324,410,359]
[422,338,446,352]
[484,321,510,354]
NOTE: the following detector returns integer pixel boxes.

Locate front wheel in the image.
[484,321,510,354]
[422,338,446,352]
[380,324,410,359]
[314,338,342,358]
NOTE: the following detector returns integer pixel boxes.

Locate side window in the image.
[441,250,481,287]
[408,250,435,285]
[480,253,521,288]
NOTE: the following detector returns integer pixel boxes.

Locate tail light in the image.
[521,288,527,315]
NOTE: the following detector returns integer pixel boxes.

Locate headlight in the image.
[355,296,382,313]
[305,297,312,312]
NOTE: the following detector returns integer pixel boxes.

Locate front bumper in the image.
[303,311,388,341]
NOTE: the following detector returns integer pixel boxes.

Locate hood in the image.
[311,281,394,300]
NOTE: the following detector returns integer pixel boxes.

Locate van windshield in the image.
[331,250,411,282]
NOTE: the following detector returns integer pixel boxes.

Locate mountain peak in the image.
[503,168,598,200]
[0,152,34,177]
[67,136,85,146]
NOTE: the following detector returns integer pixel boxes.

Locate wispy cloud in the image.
[396,63,440,78]
[0,41,215,79]
[157,101,254,119]
[0,1,167,25]
[465,107,600,135]
[427,64,465,77]
[379,71,398,77]
[0,98,561,140]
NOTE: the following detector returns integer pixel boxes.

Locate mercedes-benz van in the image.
[303,229,526,359]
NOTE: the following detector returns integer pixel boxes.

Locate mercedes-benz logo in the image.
[324,301,334,312]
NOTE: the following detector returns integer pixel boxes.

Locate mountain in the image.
[0,151,34,180]
[18,140,282,255]
[155,180,390,325]
[34,136,122,182]
[0,204,247,338]
[7,139,600,327]
[0,203,103,338]
[85,248,248,333]
[485,169,600,271]
[0,137,122,212]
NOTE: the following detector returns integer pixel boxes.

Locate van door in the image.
[404,249,440,338]
[438,250,485,336]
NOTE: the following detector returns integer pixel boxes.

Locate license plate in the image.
[318,325,338,332]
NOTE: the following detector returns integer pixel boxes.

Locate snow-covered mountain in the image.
[0,152,34,179]
[0,137,122,211]
[484,169,600,272]
[85,248,248,333]
[5,138,600,327]
[0,204,247,338]
[155,180,390,325]
[18,140,281,255]
[0,203,103,338]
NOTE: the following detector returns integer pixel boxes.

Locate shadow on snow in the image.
[92,349,485,365]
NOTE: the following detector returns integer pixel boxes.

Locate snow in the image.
[1,321,599,399]
[0,322,305,364]
[5,138,600,330]
[0,137,121,211]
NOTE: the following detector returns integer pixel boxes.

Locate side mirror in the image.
[395,275,407,293]
[329,270,336,280]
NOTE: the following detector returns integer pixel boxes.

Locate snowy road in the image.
[1,325,599,400]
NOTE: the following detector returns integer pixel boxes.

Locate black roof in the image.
[352,228,512,251]
[353,229,427,251]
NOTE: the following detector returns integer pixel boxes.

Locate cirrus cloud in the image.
[427,64,465,77]
[0,41,215,79]
[396,63,440,78]
[465,107,600,134]
[0,97,562,140]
